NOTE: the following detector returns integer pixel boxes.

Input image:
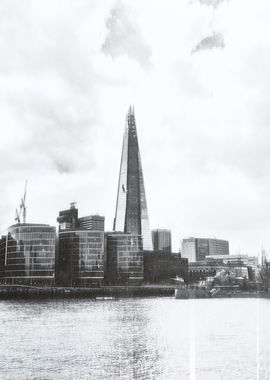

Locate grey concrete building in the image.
[182,237,229,262]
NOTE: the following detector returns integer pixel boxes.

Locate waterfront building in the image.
[182,237,229,262]
[144,250,188,284]
[151,229,172,253]
[113,106,153,251]
[56,204,105,287]
[0,235,7,279]
[78,215,104,231]
[57,230,105,287]
[106,232,143,286]
[189,254,258,282]
[206,254,257,268]
[0,223,56,286]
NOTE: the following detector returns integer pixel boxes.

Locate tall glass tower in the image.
[113,106,153,251]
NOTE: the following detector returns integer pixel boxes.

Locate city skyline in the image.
[1,1,270,255]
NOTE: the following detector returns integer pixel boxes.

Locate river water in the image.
[0,297,270,379]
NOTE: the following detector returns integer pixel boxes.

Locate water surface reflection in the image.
[0,298,269,379]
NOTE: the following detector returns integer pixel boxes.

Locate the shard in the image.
[113,106,153,251]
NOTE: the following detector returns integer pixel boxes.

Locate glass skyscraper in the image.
[113,106,153,251]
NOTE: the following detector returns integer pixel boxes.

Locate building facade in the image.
[208,239,229,256]
[189,254,258,282]
[78,215,104,231]
[56,204,105,287]
[113,107,153,251]
[182,237,229,262]
[151,229,172,252]
[181,238,197,262]
[106,232,143,286]
[144,250,188,284]
[57,230,105,287]
[0,224,56,286]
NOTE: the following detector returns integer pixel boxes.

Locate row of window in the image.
[7,252,55,259]
[4,270,54,276]
[6,258,54,264]
[11,232,55,240]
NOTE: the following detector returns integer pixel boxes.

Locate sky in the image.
[1,0,270,256]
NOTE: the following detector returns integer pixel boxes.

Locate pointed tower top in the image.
[113,107,153,250]
[128,105,135,117]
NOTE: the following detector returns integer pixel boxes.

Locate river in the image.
[0,297,269,379]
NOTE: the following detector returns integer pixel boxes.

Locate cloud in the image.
[192,32,225,53]
[198,0,226,7]
[102,2,152,68]
[1,0,270,256]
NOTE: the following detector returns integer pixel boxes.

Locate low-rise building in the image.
[106,232,143,286]
[144,250,188,284]
[57,229,105,287]
[0,223,56,286]
[189,254,258,283]
[56,204,106,287]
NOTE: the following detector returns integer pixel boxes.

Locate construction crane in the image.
[21,180,27,224]
[14,180,27,224]
[15,208,21,224]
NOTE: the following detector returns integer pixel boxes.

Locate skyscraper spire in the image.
[113,107,153,251]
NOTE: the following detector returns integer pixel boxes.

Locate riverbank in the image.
[175,286,270,299]
[0,285,176,299]
[1,285,270,299]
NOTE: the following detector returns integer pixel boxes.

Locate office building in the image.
[0,223,56,286]
[0,235,7,279]
[152,229,172,252]
[56,204,105,287]
[106,232,143,286]
[208,239,230,256]
[78,215,104,231]
[57,230,105,287]
[113,106,153,250]
[182,237,229,262]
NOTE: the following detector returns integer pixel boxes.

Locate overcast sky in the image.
[1,0,270,255]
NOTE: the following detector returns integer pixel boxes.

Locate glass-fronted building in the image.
[106,232,143,286]
[57,230,105,287]
[0,224,56,286]
[151,229,172,253]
